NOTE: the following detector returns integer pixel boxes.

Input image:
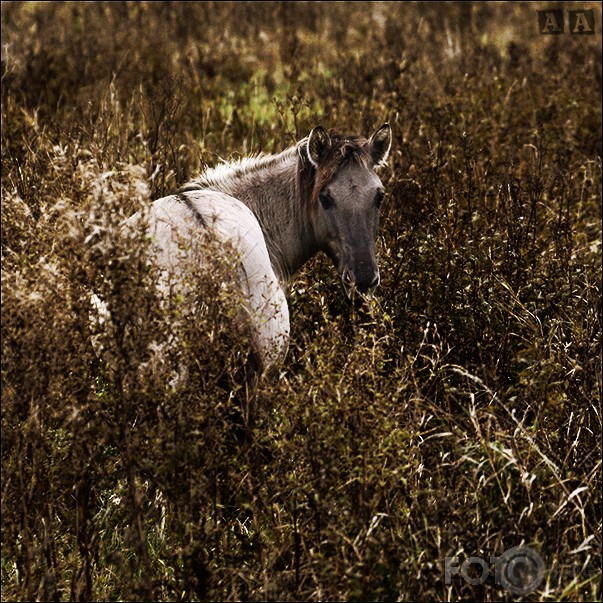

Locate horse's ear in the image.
[368,123,392,168]
[306,126,331,167]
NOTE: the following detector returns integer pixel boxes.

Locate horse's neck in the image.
[217,152,317,283]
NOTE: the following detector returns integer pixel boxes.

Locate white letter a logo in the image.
[543,12,562,32]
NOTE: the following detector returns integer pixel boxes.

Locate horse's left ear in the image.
[307,126,331,167]
[368,123,391,168]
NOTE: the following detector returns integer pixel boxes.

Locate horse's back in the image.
[134,189,289,370]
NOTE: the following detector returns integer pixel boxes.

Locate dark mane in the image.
[297,134,371,212]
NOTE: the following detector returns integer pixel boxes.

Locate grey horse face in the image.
[307,124,391,298]
[316,162,385,296]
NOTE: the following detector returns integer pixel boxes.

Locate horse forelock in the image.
[297,134,371,214]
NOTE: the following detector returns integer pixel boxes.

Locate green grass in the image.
[1,2,601,601]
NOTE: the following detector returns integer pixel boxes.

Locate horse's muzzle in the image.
[341,267,380,299]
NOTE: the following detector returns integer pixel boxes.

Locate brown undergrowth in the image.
[2,2,601,601]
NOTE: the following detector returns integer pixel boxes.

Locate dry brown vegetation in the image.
[1,2,601,601]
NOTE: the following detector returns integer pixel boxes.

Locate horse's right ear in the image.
[306,126,331,167]
[368,123,392,168]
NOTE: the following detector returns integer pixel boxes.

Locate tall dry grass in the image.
[2,2,601,600]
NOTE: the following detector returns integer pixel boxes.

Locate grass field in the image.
[1,2,601,601]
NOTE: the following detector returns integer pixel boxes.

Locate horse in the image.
[133,123,392,372]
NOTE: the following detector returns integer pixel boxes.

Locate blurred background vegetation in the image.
[1,1,601,601]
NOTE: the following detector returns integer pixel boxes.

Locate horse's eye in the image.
[375,190,385,208]
[319,193,334,210]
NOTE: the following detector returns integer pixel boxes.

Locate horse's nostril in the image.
[343,269,354,285]
[370,273,380,289]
